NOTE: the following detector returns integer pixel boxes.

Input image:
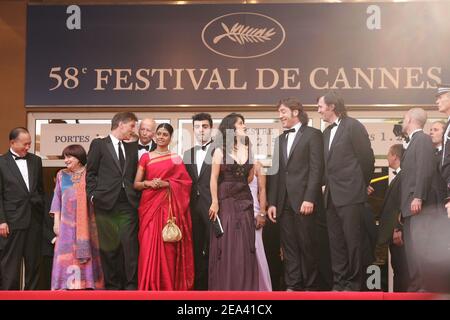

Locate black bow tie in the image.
[14,155,27,160]
[138,144,149,151]
[393,170,398,176]
[283,128,295,135]
[198,140,212,151]
[404,136,410,143]
[329,122,338,129]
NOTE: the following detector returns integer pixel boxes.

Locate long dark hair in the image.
[215,113,249,155]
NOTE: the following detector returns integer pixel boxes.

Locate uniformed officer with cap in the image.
[435,83,450,217]
[430,84,450,293]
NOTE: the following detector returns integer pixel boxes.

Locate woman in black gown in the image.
[208,113,259,291]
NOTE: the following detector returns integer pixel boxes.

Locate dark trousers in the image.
[423,213,450,293]
[279,201,319,291]
[262,220,283,290]
[0,220,42,290]
[314,205,333,291]
[95,190,139,290]
[191,201,210,290]
[326,197,364,291]
[390,242,410,292]
[37,255,53,290]
[403,214,429,292]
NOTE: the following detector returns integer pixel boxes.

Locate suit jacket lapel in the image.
[6,152,29,193]
[323,128,330,161]
[199,146,212,179]
[287,125,305,161]
[27,155,35,192]
[401,131,420,161]
[381,173,398,211]
[106,136,122,173]
[328,118,345,161]
[190,147,199,180]
[280,135,288,166]
[123,142,133,177]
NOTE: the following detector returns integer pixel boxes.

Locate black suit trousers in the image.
[389,242,410,292]
[0,213,42,290]
[95,190,139,290]
[403,213,431,292]
[191,199,211,290]
[326,195,364,291]
[279,201,319,291]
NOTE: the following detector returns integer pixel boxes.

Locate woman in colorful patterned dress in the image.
[50,144,104,290]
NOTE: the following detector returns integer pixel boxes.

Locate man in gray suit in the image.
[318,91,374,291]
[400,108,436,292]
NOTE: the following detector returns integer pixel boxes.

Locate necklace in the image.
[71,166,85,174]
[69,166,85,183]
[155,149,170,155]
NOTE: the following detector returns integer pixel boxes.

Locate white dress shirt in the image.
[391,167,401,185]
[286,122,302,157]
[10,148,30,191]
[195,140,212,175]
[109,134,126,161]
[137,139,153,160]
[328,118,342,150]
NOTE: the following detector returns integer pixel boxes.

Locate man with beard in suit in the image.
[0,127,45,290]
[137,118,157,160]
[267,97,324,291]
[318,91,374,291]
[86,112,140,290]
[183,113,214,290]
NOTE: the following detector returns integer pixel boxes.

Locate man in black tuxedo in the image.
[183,113,214,290]
[0,127,45,290]
[400,108,437,292]
[137,118,157,160]
[374,144,410,291]
[86,112,140,290]
[267,97,324,291]
[318,91,374,291]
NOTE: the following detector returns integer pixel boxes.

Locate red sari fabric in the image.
[137,152,194,290]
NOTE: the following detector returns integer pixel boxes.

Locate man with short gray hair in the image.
[400,108,436,291]
[137,118,157,159]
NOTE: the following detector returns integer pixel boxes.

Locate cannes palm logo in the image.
[201,12,286,59]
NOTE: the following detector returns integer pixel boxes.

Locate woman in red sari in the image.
[134,123,194,290]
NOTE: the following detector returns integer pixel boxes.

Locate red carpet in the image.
[0,291,444,300]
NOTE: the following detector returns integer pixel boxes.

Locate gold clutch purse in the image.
[162,188,182,242]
